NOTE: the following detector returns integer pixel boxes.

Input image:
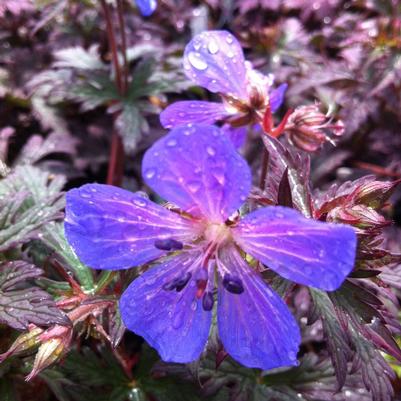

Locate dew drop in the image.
[187,51,208,70]
[133,198,147,207]
[226,34,233,44]
[206,146,216,156]
[145,168,156,179]
[188,181,201,193]
[208,79,219,92]
[193,40,201,51]
[207,39,219,54]
[166,138,177,147]
[172,313,183,329]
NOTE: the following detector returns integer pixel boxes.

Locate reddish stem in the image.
[353,161,401,179]
[116,0,129,94]
[100,0,126,186]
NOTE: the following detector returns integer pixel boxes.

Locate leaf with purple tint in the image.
[65,184,199,271]
[160,101,231,129]
[233,206,357,291]
[262,135,312,217]
[217,245,300,370]
[120,252,212,363]
[277,168,293,208]
[351,331,395,401]
[0,261,43,291]
[142,124,251,222]
[183,31,248,99]
[0,288,70,330]
[309,289,351,389]
[0,261,69,330]
[331,281,401,362]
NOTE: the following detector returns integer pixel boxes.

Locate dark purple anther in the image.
[202,291,214,311]
[154,238,184,251]
[222,274,244,294]
[162,272,192,292]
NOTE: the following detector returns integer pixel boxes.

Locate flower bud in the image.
[352,179,401,209]
[327,204,390,230]
[284,104,344,152]
[0,326,43,362]
[25,325,72,381]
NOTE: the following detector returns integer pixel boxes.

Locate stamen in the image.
[195,266,210,299]
[222,274,244,294]
[174,272,192,292]
[162,272,192,292]
[154,238,183,251]
[202,292,214,311]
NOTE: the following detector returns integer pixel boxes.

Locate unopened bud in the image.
[25,325,72,381]
[327,204,390,230]
[353,179,401,209]
[0,326,43,362]
[285,104,344,152]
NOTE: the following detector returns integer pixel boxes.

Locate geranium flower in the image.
[64,124,356,369]
[160,31,287,142]
[135,0,157,17]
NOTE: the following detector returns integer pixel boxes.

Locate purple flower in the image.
[64,124,356,369]
[135,0,156,17]
[160,31,287,143]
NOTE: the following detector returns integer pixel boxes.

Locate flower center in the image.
[203,222,231,246]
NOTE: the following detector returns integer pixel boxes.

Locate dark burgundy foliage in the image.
[0,0,401,400]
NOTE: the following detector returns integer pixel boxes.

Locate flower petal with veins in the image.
[65,184,199,270]
[232,206,357,291]
[142,124,251,222]
[183,31,248,99]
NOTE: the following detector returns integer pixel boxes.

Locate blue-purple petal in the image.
[120,252,211,362]
[135,0,157,16]
[183,31,248,99]
[232,206,357,291]
[221,124,248,148]
[65,184,199,270]
[269,83,287,112]
[160,101,231,129]
[142,124,251,222]
[217,245,300,370]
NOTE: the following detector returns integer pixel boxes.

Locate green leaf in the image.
[41,222,95,292]
[0,166,65,251]
[115,104,146,152]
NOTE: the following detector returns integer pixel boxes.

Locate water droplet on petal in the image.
[226,34,233,44]
[145,168,156,179]
[166,138,177,147]
[133,198,147,207]
[172,312,184,329]
[207,39,219,54]
[188,51,208,70]
[208,79,219,92]
[188,181,201,193]
[206,146,216,156]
